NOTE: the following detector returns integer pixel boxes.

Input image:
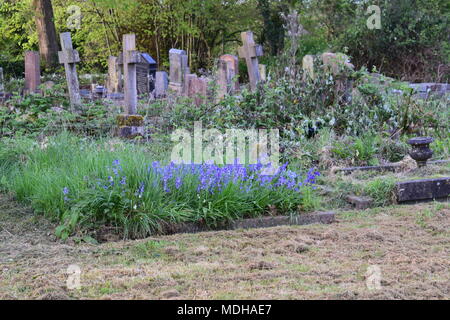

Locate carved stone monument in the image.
[58,32,81,108]
[238,31,263,91]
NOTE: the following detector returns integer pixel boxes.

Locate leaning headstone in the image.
[168,49,188,94]
[107,56,122,96]
[58,32,81,108]
[154,71,168,98]
[238,31,263,91]
[302,55,315,80]
[116,34,144,138]
[24,51,41,94]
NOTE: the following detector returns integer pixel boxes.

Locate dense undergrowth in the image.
[0,34,448,240]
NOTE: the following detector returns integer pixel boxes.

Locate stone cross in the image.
[115,34,144,139]
[122,34,140,115]
[168,49,188,94]
[107,56,122,96]
[217,54,239,99]
[58,32,81,108]
[154,71,168,98]
[238,31,263,91]
[24,51,41,94]
[0,67,4,93]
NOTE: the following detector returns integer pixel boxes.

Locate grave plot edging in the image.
[396,177,450,203]
[161,211,336,235]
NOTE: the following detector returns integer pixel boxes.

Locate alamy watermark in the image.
[366,5,382,30]
[171,122,280,175]
[66,264,81,290]
[366,265,382,290]
[67,5,82,30]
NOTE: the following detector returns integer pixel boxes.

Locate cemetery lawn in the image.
[1,193,449,300]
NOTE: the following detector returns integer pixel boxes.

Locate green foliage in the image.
[363,177,396,207]
[331,134,380,166]
[0,133,317,239]
[1,0,447,81]
[379,139,409,163]
[333,0,450,81]
[0,79,119,138]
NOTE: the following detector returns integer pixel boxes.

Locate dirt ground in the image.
[0,194,449,300]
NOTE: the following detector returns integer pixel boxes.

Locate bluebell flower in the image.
[62,187,70,202]
[137,182,145,198]
[175,177,183,190]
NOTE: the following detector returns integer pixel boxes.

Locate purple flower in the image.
[62,187,70,202]
[175,177,183,190]
[137,183,145,197]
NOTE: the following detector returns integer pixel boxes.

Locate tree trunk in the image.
[33,0,59,69]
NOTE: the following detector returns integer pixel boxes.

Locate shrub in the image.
[364,177,396,207]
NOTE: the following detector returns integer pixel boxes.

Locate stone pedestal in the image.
[116,114,145,138]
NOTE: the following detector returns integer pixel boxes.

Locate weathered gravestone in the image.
[107,56,122,96]
[187,75,208,106]
[238,31,263,91]
[302,55,315,80]
[323,52,354,104]
[322,52,354,75]
[24,51,41,94]
[408,83,450,99]
[154,71,168,98]
[58,32,81,108]
[217,54,239,99]
[116,34,144,138]
[168,49,189,95]
[137,53,157,95]
[259,64,267,82]
[119,52,157,96]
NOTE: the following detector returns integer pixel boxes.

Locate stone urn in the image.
[407,137,434,168]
